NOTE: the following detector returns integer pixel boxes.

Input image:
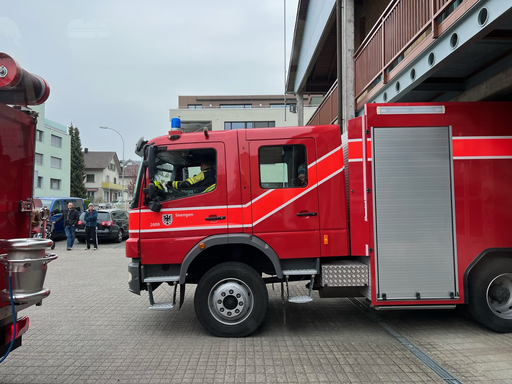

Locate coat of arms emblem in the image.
[162,214,173,226]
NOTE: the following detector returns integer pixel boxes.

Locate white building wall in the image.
[32,104,71,197]
[84,169,104,202]
[85,161,122,204]
[170,107,318,131]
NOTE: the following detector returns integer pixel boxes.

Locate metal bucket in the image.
[0,238,58,303]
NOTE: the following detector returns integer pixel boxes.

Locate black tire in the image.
[468,257,512,333]
[115,229,123,243]
[194,262,268,337]
[77,238,85,243]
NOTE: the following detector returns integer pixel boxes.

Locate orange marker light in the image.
[324,235,328,245]
[199,242,205,250]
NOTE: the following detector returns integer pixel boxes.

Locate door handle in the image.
[296,212,317,217]
[205,216,226,221]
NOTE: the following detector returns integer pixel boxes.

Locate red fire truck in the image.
[0,53,57,358]
[127,102,512,337]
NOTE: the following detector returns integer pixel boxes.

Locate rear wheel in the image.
[115,229,123,243]
[468,258,512,333]
[194,262,268,337]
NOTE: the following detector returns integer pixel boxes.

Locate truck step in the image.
[144,275,179,283]
[283,269,317,276]
[289,295,313,304]
[148,302,174,311]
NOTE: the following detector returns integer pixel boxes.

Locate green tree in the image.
[69,124,87,198]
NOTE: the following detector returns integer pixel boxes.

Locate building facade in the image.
[32,104,71,197]
[169,95,322,132]
[123,159,140,201]
[83,150,123,204]
[287,0,512,129]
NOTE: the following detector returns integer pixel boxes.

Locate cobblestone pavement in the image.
[1,239,512,383]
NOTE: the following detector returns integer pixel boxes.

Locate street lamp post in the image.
[99,126,124,206]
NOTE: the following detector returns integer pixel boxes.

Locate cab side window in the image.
[259,145,307,189]
[152,148,217,202]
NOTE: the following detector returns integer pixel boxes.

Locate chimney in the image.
[84,148,88,154]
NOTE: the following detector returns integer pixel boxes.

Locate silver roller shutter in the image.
[372,127,457,300]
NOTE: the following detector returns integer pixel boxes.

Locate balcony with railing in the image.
[308,0,481,125]
[102,182,121,191]
[354,0,479,109]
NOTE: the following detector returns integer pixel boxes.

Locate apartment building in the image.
[83,150,123,204]
[169,95,322,132]
[32,104,71,197]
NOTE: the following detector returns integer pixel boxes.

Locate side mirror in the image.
[148,201,162,212]
[135,137,147,157]
[147,182,156,199]
[145,183,162,212]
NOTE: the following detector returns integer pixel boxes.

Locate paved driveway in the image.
[1,239,512,383]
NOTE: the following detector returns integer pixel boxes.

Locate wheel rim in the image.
[486,273,512,319]
[208,278,253,325]
[118,230,123,241]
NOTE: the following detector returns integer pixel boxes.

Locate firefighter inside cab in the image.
[164,155,216,194]
[145,149,217,207]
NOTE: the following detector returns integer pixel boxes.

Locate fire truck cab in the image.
[128,102,512,337]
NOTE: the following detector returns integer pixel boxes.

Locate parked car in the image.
[111,200,128,209]
[36,197,85,239]
[76,209,129,243]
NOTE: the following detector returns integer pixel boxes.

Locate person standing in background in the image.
[54,202,79,251]
[84,203,98,250]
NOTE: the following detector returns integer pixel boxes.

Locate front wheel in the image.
[194,262,268,337]
[468,258,512,333]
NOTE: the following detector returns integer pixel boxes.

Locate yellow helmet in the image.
[154,181,164,190]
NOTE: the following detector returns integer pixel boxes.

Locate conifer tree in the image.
[69,124,87,198]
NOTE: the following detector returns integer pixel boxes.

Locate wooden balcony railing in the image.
[354,0,479,109]
[307,0,480,125]
[308,81,339,126]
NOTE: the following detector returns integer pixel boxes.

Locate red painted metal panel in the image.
[249,138,321,260]
[0,103,35,245]
[360,102,512,306]
[135,141,228,265]
[347,116,368,256]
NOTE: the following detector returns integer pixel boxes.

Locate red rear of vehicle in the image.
[0,53,55,360]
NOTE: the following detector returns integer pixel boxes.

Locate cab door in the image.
[249,139,320,259]
[138,142,227,265]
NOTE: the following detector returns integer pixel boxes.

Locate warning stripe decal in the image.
[452,137,512,159]
[132,146,345,233]
[347,136,512,161]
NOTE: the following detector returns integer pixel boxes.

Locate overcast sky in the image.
[2,0,299,160]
